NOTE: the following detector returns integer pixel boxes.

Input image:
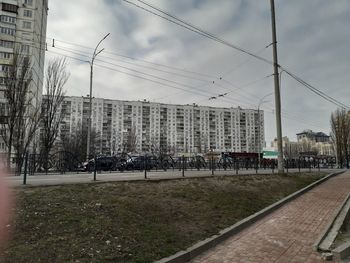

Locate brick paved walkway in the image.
[192,171,350,263]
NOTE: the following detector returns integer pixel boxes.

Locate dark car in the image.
[121,156,157,171]
[80,156,118,172]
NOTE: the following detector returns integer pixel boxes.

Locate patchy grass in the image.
[2,172,325,263]
[332,207,350,249]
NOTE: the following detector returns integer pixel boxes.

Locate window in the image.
[22,33,31,41]
[0,40,14,49]
[0,26,15,36]
[22,21,32,29]
[24,0,33,6]
[0,65,11,72]
[21,45,30,53]
[23,9,32,17]
[0,52,12,59]
[0,77,7,85]
[2,3,18,13]
[0,15,16,23]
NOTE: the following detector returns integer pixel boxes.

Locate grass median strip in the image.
[2,172,325,263]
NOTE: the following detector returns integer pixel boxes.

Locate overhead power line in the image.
[282,68,350,110]
[51,45,274,106]
[48,48,270,108]
[52,47,222,97]
[123,0,274,65]
[47,48,327,130]
[54,46,210,83]
[47,37,217,79]
[47,49,224,100]
[52,40,273,105]
[122,0,350,110]
[48,45,328,128]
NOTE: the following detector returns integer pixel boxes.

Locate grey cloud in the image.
[46,0,350,146]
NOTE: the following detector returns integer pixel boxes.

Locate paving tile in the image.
[191,172,350,263]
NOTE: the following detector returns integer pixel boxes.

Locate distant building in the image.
[271,136,299,158]
[271,136,290,150]
[271,130,334,158]
[52,96,265,156]
[297,129,330,143]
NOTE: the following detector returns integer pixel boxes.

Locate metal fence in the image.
[12,152,337,185]
[16,151,336,175]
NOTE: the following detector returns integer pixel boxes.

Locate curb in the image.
[155,170,346,263]
[10,171,310,188]
[314,193,350,252]
[10,168,335,188]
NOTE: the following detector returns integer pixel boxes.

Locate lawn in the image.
[2,172,326,263]
[332,205,350,250]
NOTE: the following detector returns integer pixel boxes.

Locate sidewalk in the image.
[6,168,334,187]
[191,171,350,263]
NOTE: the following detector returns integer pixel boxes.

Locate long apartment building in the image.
[56,96,265,155]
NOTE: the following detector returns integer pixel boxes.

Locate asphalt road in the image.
[6,168,340,187]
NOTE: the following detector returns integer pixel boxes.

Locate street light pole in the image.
[257,93,273,167]
[86,33,110,161]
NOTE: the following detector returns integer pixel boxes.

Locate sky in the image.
[45,0,350,147]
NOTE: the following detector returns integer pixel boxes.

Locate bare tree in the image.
[330,108,350,168]
[40,58,69,172]
[123,124,137,153]
[61,125,97,162]
[1,52,41,173]
[150,136,160,155]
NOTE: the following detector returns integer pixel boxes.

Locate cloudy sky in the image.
[45,0,350,146]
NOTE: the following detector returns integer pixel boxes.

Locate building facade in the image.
[271,131,334,158]
[0,0,48,101]
[55,96,265,156]
[297,130,330,143]
[0,0,48,152]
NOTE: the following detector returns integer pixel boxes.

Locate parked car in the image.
[121,156,157,171]
[80,156,118,172]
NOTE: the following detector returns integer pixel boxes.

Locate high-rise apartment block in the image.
[0,0,48,152]
[0,0,48,105]
[56,96,265,155]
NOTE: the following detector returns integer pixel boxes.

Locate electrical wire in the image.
[281,68,350,110]
[47,46,329,128]
[54,45,210,83]
[122,0,350,110]
[121,0,274,66]
[47,37,217,79]
[50,45,273,108]
[51,43,273,106]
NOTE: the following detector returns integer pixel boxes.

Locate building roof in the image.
[54,95,263,113]
[315,132,330,137]
[296,130,329,137]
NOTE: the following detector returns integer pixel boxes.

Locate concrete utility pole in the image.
[86,33,110,161]
[270,0,284,173]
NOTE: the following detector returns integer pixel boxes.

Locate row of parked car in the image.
[79,154,181,172]
[78,154,265,172]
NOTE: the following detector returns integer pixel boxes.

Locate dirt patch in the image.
[332,206,350,249]
[1,172,325,263]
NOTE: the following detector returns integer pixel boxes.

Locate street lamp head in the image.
[103,33,110,40]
